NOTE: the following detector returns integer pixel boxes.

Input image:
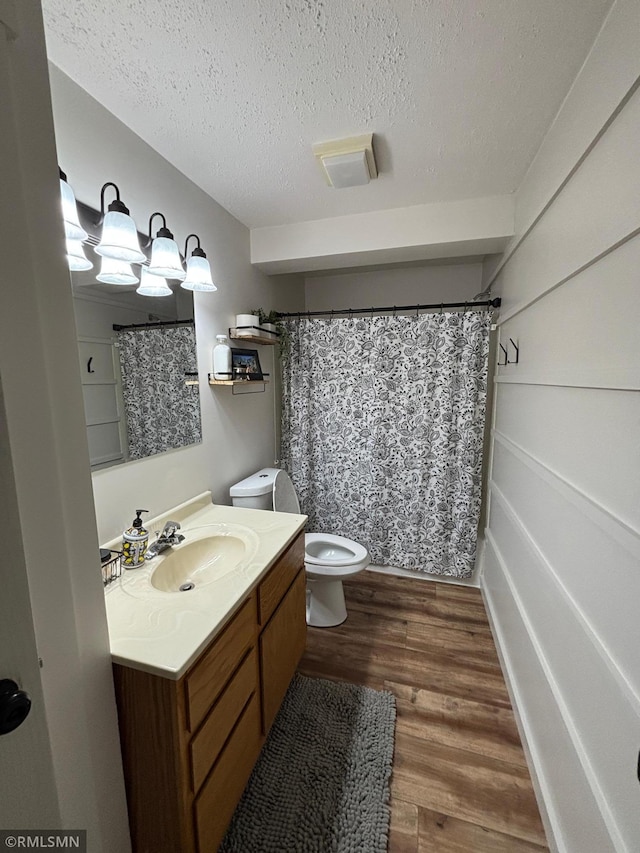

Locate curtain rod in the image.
[275,297,501,319]
[112,318,195,332]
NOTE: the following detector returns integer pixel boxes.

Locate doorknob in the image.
[0,679,31,734]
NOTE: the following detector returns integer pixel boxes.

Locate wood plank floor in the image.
[298,570,549,853]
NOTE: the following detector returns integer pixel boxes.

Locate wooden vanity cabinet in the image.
[113,531,306,853]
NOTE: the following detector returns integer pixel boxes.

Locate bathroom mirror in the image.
[70,269,202,469]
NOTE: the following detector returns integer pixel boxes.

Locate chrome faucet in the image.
[146,520,185,560]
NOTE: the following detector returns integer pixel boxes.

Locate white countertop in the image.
[103,493,307,680]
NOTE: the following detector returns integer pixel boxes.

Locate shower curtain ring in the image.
[393,305,397,316]
[439,303,444,315]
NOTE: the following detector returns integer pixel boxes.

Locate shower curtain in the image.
[280,311,491,578]
[117,324,201,460]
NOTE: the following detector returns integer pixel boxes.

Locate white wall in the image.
[252,195,514,273]
[305,261,483,312]
[480,2,640,850]
[49,66,305,543]
[72,290,177,339]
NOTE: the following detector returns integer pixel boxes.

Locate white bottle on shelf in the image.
[212,334,232,380]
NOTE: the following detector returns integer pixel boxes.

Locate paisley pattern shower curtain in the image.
[117,325,201,460]
[280,311,491,578]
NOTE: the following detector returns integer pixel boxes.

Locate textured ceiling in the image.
[42,0,612,229]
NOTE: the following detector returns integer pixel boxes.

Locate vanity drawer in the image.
[189,647,258,793]
[258,531,304,627]
[194,691,262,853]
[186,594,257,732]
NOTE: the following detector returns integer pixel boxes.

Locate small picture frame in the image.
[231,347,263,380]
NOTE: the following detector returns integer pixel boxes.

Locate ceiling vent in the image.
[312,134,377,189]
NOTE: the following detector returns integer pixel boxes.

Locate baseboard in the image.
[366,563,480,588]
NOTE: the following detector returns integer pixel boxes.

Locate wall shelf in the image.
[229,326,279,346]
[208,373,270,395]
[209,379,270,386]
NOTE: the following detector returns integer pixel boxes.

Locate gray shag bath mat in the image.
[219,673,396,853]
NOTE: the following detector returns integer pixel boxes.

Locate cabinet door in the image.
[194,693,262,853]
[259,569,307,733]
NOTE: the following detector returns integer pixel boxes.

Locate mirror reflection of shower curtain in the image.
[280,312,491,578]
[117,325,201,460]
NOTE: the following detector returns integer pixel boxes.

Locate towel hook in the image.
[509,338,520,364]
[499,343,509,366]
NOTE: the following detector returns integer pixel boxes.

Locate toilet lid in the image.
[273,469,301,514]
[304,533,369,567]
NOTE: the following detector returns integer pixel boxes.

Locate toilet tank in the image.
[229,468,280,510]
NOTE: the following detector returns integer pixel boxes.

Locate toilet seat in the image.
[304,532,369,567]
[272,469,301,514]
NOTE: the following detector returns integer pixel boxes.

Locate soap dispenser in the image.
[122,509,149,568]
[212,334,232,380]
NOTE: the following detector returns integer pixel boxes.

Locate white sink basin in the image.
[150,534,247,592]
[117,522,261,599]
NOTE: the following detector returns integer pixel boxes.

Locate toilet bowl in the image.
[229,468,370,627]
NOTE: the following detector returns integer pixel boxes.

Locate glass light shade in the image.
[148,236,186,280]
[136,267,172,297]
[95,210,146,263]
[96,256,139,285]
[60,179,88,242]
[181,254,217,292]
[66,239,93,271]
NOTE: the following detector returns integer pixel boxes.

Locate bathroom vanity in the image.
[103,495,307,853]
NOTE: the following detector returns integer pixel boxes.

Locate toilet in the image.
[229,468,370,627]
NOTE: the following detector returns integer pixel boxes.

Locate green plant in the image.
[251,308,290,355]
[251,308,279,325]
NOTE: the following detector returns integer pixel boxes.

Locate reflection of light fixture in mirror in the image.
[181,234,217,292]
[96,256,139,285]
[95,182,145,264]
[136,267,172,297]
[66,238,93,271]
[59,168,88,242]
[146,212,186,280]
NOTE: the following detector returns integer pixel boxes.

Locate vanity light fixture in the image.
[181,234,217,292]
[95,182,146,264]
[136,266,172,297]
[59,168,88,242]
[146,212,186,280]
[96,256,139,285]
[66,238,93,271]
[57,168,219,296]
